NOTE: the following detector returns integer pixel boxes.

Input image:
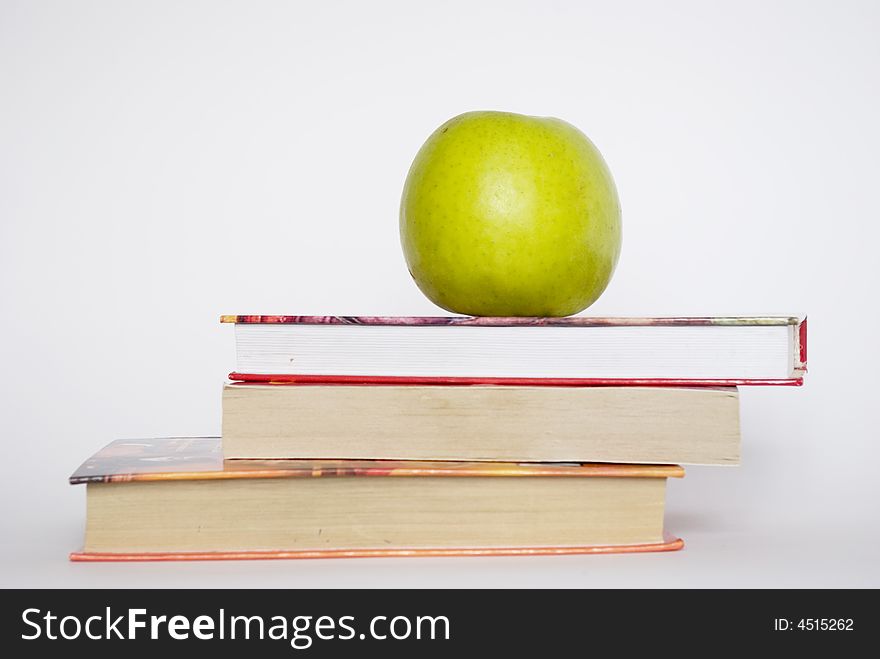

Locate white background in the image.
[1,0,878,587]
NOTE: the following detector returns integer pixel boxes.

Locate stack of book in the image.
[69,315,806,561]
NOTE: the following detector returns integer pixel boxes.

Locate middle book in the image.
[222,384,740,465]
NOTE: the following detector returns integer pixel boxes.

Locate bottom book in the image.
[69,438,684,561]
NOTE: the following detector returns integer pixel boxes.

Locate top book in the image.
[222,315,807,386]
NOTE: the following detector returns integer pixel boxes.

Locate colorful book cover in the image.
[222,314,807,386]
[220,314,803,329]
[70,437,685,483]
[69,438,684,561]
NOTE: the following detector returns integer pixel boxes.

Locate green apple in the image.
[400,111,621,316]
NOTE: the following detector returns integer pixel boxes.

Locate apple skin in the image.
[400,111,621,317]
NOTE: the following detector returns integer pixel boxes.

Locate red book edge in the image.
[228,373,803,387]
[799,316,808,368]
[70,535,684,562]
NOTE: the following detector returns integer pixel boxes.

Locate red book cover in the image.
[69,438,684,561]
[222,314,807,386]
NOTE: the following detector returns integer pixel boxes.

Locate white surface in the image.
[235,323,794,378]
[1,0,878,588]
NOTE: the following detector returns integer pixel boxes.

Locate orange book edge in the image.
[70,535,683,562]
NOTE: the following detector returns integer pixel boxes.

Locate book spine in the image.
[798,317,808,373]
